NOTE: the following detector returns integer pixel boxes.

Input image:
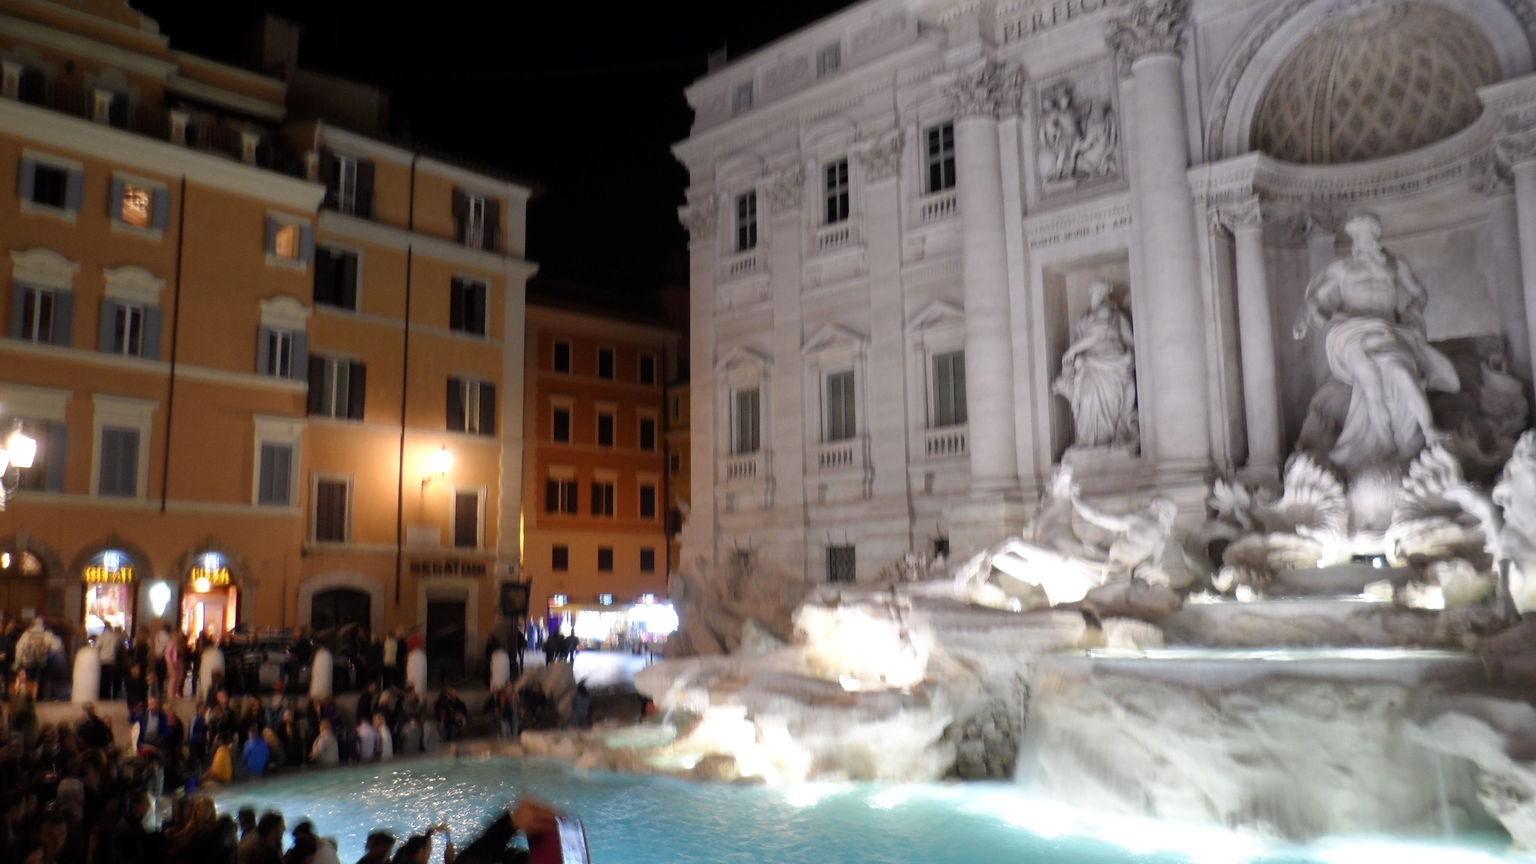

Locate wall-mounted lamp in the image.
[148,581,172,617]
[422,447,453,488]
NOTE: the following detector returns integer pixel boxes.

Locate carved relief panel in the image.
[1030,62,1124,203]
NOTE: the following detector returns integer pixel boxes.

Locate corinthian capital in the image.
[679,197,717,241]
[1210,197,1264,235]
[1106,0,1190,72]
[766,165,805,214]
[857,132,905,183]
[946,62,1019,119]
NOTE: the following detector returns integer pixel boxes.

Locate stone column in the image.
[950,63,1020,495]
[679,196,719,566]
[765,165,808,573]
[1477,156,1534,386]
[1214,198,1282,471]
[1500,125,1536,407]
[860,133,912,509]
[1107,0,1211,470]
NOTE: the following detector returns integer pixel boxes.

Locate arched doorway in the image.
[311,588,370,633]
[80,548,140,638]
[0,549,48,621]
[179,551,240,643]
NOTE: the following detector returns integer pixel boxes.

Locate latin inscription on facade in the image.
[1000,0,1129,43]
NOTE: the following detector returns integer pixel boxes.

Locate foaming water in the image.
[218,756,1531,864]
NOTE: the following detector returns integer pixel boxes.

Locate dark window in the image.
[313,247,359,310]
[597,412,614,447]
[308,356,366,420]
[735,192,757,252]
[453,490,480,548]
[639,418,657,451]
[259,328,301,379]
[734,388,760,454]
[257,443,292,506]
[817,43,841,77]
[639,484,657,520]
[452,189,499,251]
[925,122,956,193]
[827,545,856,583]
[932,351,968,427]
[446,377,496,435]
[933,537,951,560]
[30,163,68,209]
[324,153,373,218]
[597,547,613,572]
[314,478,349,542]
[14,285,66,344]
[597,347,615,380]
[450,278,488,335]
[824,158,849,224]
[639,354,656,385]
[669,453,681,474]
[825,370,856,441]
[640,548,656,572]
[553,340,571,373]
[591,481,615,517]
[544,478,577,514]
[17,67,45,104]
[551,545,569,571]
[97,426,138,497]
[552,407,571,442]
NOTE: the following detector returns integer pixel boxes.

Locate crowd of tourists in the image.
[0,693,562,864]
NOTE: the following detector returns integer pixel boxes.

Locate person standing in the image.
[96,625,122,701]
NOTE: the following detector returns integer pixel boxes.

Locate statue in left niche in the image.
[1055,279,1138,450]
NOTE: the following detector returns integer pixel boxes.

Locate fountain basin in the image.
[217,754,1521,863]
[1047,646,1481,687]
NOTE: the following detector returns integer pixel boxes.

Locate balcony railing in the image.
[917,191,958,224]
[724,452,764,481]
[818,440,857,471]
[924,426,968,459]
[4,81,305,177]
[815,223,852,252]
[722,249,763,281]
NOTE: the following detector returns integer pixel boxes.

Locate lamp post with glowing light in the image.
[0,420,40,511]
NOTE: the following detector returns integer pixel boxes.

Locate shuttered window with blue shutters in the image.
[256,327,307,379]
[97,300,161,359]
[9,284,73,346]
[18,157,83,214]
[97,426,139,498]
[107,176,170,233]
[256,443,293,506]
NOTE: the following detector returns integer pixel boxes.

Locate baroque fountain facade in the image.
[648,0,1536,851]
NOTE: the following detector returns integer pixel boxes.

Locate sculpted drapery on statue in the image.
[1055,280,1139,449]
[1293,212,1460,475]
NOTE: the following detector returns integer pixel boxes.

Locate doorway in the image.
[0,550,47,621]
[426,599,466,684]
[180,586,238,642]
[311,588,371,633]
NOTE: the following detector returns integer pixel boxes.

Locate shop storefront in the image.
[82,549,136,637]
[180,551,238,642]
[555,593,678,651]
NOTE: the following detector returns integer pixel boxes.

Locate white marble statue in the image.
[1054,280,1138,449]
[1037,83,1119,184]
[1292,212,1460,475]
[1451,431,1536,615]
[954,466,1174,608]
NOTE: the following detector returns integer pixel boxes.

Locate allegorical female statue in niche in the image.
[1054,279,1138,449]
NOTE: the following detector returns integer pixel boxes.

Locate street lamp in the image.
[0,420,39,511]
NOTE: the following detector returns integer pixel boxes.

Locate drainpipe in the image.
[160,176,188,512]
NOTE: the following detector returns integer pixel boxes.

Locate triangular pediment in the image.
[715,344,772,373]
[801,323,867,356]
[906,300,965,333]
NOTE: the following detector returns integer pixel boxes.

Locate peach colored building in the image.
[0,0,533,676]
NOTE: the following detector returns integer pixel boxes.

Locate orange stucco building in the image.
[0,0,534,675]
[521,299,678,618]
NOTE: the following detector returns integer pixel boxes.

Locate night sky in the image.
[133,0,852,304]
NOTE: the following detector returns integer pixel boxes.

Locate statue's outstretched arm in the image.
[1071,494,1133,532]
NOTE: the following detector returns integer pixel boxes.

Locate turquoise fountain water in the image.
[218,754,1525,864]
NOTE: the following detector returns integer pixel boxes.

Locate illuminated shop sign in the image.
[84,550,134,583]
[189,552,231,589]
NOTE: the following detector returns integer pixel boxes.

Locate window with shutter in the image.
[552,407,571,442]
[260,328,296,378]
[257,443,293,506]
[551,545,569,571]
[639,484,657,519]
[639,354,657,385]
[310,357,363,419]
[553,340,571,373]
[597,547,614,571]
[97,426,139,497]
[639,418,656,451]
[640,548,656,572]
[453,490,480,548]
[314,478,349,542]
[450,278,487,335]
[17,286,56,343]
[591,482,615,517]
[28,163,69,209]
[597,412,614,447]
[313,247,359,310]
[334,155,359,215]
[597,347,615,380]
